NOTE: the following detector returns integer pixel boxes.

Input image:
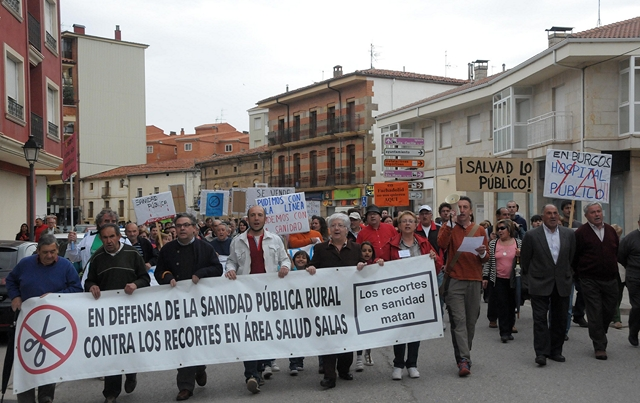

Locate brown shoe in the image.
[595,350,608,360]
[614,322,623,329]
[489,321,497,328]
[195,370,207,387]
[176,389,192,401]
[512,326,518,333]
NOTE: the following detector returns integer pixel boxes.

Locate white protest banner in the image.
[13,256,442,393]
[306,200,321,217]
[255,192,310,235]
[245,187,295,212]
[132,191,176,225]
[200,190,229,217]
[543,149,612,203]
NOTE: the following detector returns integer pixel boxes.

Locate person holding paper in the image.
[437,196,489,377]
[389,211,442,380]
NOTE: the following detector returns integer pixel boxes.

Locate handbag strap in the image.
[445,224,481,273]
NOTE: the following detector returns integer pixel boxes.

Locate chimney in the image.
[73,24,86,35]
[169,131,176,136]
[333,65,343,78]
[502,64,506,72]
[472,60,489,81]
[180,128,184,135]
[467,63,474,80]
[115,25,121,41]
[546,26,573,48]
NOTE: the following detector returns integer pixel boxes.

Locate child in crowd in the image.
[288,250,311,375]
[355,241,384,370]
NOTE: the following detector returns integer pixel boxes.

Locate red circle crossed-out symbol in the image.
[17,305,78,375]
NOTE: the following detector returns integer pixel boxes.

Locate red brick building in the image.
[1,0,64,238]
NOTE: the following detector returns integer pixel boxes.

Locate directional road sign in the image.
[383,170,425,178]
[409,182,424,189]
[409,191,424,200]
[384,137,425,146]
[383,148,425,157]
[384,159,425,168]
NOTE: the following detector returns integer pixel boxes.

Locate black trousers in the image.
[322,352,353,380]
[494,278,516,336]
[628,277,640,337]
[580,277,618,351]
[104,373,136,398]
[573,280,586,320]
[531,286,569,357]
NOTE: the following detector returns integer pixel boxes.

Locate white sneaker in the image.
[443,323,447,331]
[355,355,364,372]
[392,367,403,380]
[263,366,273,379]
[364,351,374,366]
[407,367,420,378]
[271,362,280,372]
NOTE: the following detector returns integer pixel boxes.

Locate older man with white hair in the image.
[572,201,619,360]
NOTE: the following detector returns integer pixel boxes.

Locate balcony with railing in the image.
[101,187,111,199]
[48,121,59,139]
[45,31,57,51]
[8,97,24,121]
[267,114,362,146]
[527,111,573,148]
[30,113,44,146]
[3,0,20,15]
[28,13,41,52]
[325,167,357,186]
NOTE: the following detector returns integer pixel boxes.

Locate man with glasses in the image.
[155,213,223,401]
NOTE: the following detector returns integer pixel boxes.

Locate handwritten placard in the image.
[543,149,611,203]
[255,192,310,235]
[133,192,176,225]
[456,157,534,193]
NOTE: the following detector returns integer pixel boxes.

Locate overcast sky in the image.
[61,0,639,134]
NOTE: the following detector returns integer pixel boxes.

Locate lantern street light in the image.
[23,135,41,241]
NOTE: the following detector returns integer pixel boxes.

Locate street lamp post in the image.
[23,135,41,242]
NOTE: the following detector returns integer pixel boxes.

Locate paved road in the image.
[1,295,637,403]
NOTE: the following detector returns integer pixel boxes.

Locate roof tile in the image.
[573,16,640,39]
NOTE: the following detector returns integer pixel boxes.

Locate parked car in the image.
[0,241,37,332]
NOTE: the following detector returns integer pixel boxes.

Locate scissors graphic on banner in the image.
[24,315,66,368]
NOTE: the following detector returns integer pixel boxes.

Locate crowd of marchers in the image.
[6,197,640,402]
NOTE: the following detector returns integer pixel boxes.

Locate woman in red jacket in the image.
[389,211,443,380]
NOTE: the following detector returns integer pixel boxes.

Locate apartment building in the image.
[376,17,640,231]
[256,66,467,215]
[1,0,64,239]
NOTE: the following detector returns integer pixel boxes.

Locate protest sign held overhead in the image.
[200,190,229,216]
[245,187,295,212]
[13,256,442,393]
[543,149,612,203]
[133,191,176,225]
[255,192,310,235]
[456,157,534,193]
[374,182,409,206]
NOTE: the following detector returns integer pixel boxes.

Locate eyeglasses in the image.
[497,226,507,231]
[174,223,194,229]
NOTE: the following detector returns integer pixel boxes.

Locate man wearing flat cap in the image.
[356,204,397,261]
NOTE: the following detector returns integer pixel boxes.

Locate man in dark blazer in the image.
[521,204,576,366]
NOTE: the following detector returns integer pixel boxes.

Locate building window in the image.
[254,163,258,170]
[225,144,232,152]
[422,126,434,151]
[2,0,23,20]
[310,151,317,187]
[4,45,25,123]
[293,115,301,141]
[214,169,218,175]
[104,200,110,210]
[619,57,640,135]
[89,182,94,191]
[327,106,336,133]
[146,146,153,153]
[440,122,452,148]
[154,187,159,194]
[118,200,124,217]
[346,101,356,131]
[293,153,301,187]
[46,78,60,140]
[137,188,142,197]
[184,143,192,151]
[467,114,481,143]
[278,155,285,187]
[347,144,356,184]
[493,87,531,154]
[253,116,262,130]
[88,201,93,218]
[233,166,237,172]
[309,110,317,138]
[328,147,336,176]
[44,0,58,54]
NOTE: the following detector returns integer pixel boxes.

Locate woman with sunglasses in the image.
[482,219,521,343]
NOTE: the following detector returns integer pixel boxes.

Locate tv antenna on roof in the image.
[370,44,381,69]
[215,109,225,123]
